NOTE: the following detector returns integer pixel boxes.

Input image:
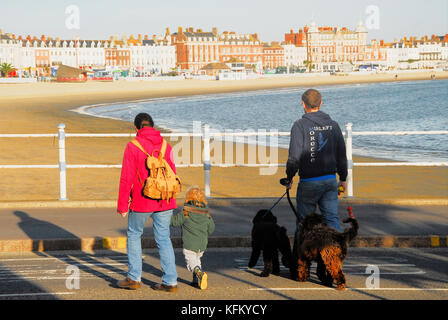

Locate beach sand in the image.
[0,71,447,201]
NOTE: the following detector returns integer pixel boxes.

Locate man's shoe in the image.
[117,277,141,290]
[153,283,178,293]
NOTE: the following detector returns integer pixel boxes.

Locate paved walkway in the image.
[0,202,446,241]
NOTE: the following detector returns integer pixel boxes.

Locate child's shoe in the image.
[194,266,208,290]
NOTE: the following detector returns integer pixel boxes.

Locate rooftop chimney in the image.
[178,26,183,35]
[212,27,218,35]
[165,27,170,35]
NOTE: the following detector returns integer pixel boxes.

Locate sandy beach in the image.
[0,71,447,201]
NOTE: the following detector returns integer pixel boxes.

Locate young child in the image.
[171,186,215,289]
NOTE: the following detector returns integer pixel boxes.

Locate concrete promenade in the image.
[0,198,446,252]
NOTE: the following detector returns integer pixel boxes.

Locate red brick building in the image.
[262,43,285,70]
[105,47,130,68]
[171,27,221,73]
[35,49,50,68]
[284,27,308,46]
[218,32,262,67]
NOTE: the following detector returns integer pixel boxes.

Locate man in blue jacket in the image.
[285,89,347,233]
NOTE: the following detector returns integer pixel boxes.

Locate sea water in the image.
[80,79,448,162]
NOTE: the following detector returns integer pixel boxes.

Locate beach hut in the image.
[56,65,89,82]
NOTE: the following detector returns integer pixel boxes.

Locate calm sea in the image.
[82,79,448,162]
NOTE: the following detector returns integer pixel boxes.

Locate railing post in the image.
[203,124,211,198]
[345,123,354,198]
[58,123,68,200]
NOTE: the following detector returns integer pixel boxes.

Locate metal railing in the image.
[0,123,446,200]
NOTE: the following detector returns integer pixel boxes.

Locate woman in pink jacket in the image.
[117,113,178,292]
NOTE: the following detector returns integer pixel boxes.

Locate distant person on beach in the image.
[284,89,348,232]
[116,112,178,292]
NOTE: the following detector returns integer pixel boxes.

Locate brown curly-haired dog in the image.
[184,186,208,214]
[294,213,358,290]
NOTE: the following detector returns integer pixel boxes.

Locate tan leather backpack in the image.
[131,139,181,202]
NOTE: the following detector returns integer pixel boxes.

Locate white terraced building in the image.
[129,39,176,74]
[0,28,177,76]
[281,44,307,69]
[0,31,22,68]
[386,41,448,70]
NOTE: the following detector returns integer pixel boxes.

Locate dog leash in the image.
[268,191,288,212]
[279,178,298,216]
[285,188,298,216]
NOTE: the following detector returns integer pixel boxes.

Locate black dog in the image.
[248,210,292,277]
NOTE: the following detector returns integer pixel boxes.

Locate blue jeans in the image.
[295,178,342,232]
[127,210,178,285]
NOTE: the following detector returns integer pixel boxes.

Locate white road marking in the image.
[343,264,416,267]
[249,287,448,291]
[0,255,128,262]
[349,271,426,275]
[0,292,75,298]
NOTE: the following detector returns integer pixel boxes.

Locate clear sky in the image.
[1,0,447,42]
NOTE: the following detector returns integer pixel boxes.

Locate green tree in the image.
[0,63,16,77]
[303,60,313,72]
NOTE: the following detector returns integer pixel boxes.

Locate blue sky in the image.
[1,0,447,42]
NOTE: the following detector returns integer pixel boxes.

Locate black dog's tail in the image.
[342,218,359,242]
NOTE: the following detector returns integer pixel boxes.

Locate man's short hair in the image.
[134,113,154,129]
[302,89,322,109]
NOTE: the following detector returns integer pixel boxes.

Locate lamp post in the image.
[75,35,79,68]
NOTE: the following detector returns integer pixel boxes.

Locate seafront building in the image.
[0,29,176,77]
[385,35,448,70]
[170,27,221,74]
[0,29,23,72]
[218,31,263,72]
[284,21,372,72]
[262,42,285,71]
[1,25,448,78]
[129,33,176,75]
[281,44,307,70]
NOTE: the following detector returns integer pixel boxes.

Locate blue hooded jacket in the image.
[286,110,347,181]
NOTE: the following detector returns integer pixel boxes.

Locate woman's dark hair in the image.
[134,113,154,129]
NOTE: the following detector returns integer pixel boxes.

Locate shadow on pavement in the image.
[12,210,168,292]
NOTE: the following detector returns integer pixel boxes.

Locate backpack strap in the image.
[131,139,148,187]
[160,139,167,158]
[131,139,150,156]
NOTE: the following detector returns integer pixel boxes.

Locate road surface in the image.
[0,247,447,300]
